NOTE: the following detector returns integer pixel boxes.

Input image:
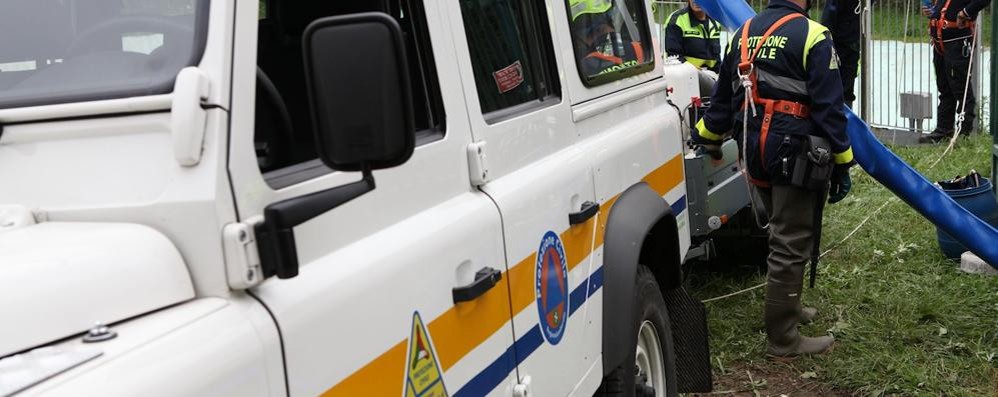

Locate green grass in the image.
[689,134,998,396]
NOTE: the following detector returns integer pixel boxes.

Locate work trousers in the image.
[933,36,976,135]
[754,184,820,345]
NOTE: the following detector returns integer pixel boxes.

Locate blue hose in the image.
[696,0,998,269]
[697,0,756,30]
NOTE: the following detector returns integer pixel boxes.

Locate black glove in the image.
[828,165,852,204]
[697,144,723,160]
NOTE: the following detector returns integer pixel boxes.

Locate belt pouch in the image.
[790,135,833,190]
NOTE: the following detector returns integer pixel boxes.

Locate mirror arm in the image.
[256,165,376,279]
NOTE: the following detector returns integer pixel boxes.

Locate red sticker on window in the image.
[493,61,524,94]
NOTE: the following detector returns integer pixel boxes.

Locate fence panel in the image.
[864,0,990,134]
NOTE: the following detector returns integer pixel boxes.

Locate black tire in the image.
[595,266,678,397]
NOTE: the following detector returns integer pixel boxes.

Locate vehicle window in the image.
[0,0,209,110]
[459,0,560,119]
[566,0,654,86]
[254,1,444,185]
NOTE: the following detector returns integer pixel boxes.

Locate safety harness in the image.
[930,0,975,52]
[737,13,810,188]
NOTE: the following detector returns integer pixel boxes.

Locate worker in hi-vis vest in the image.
[693,0,855,359]
[664,0,722,73]
[569,0,646,77]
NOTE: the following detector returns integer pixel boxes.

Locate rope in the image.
[701,196,896,303]
[701,282,766,303]
[740,70,769,230]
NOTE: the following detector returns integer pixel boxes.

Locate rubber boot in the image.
[918,129,952,144]
[765,282,834,360]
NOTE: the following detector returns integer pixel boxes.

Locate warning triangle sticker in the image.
[404,312,448,397]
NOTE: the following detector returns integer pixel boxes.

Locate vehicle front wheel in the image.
[596,266,678,397]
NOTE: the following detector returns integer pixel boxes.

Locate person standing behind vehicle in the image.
[821,0,863,109]
[918,0,991,143]
[692,0,855,359]
[570,0,646,76]
[664,0,723,73]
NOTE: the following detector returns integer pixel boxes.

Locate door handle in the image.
[568,201,600,225]
[453,267,502,303]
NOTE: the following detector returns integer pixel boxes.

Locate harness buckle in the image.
[737,63,754,90]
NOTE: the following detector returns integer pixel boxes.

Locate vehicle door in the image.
[227,1,518,396]
[449,0,602,394]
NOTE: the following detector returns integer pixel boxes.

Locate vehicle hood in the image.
[0,222,194,357]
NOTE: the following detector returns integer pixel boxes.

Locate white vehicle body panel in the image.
[0,222,194,357]
[19,297,284,397]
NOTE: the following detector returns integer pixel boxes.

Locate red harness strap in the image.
[930,0,974,52]
[738,14,809,186]
[631,42,644,63]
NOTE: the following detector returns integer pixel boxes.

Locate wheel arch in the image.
[601,182,683,375]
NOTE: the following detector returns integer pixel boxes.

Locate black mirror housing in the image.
[302,12,416,171]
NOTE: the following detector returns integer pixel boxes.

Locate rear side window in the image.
[565,0,653,86]
[459,0,560,121]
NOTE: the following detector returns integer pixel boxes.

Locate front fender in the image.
[602,183,681,373]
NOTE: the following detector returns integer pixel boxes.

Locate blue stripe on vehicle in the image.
[569,278,588,316]
[512,326,544,366]
[670,195,687,216]
[588,266,604,298]
[452,341,516,397]
[453,266,605,397]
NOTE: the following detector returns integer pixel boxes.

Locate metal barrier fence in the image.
[862,0,989,135]
[653,0,991,135]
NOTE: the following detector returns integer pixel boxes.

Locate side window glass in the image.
[566,0,654,86]
[459,0,560,121]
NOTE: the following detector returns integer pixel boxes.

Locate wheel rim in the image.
[635,320,666,396]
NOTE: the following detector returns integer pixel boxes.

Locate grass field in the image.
[687,133,998,396]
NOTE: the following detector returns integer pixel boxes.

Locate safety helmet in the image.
[569,0,612,21]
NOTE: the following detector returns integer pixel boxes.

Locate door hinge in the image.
[467,141,490,186]
[222,222,263,290]
[513,375,531,397]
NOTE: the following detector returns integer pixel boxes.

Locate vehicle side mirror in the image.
[303,12,415,171]
[255,13,416,280]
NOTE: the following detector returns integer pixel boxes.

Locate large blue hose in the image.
[696,0,998,269]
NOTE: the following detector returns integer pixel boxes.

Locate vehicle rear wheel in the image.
[596,266,678,397]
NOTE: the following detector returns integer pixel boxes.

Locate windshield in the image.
[0,0,208,110]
